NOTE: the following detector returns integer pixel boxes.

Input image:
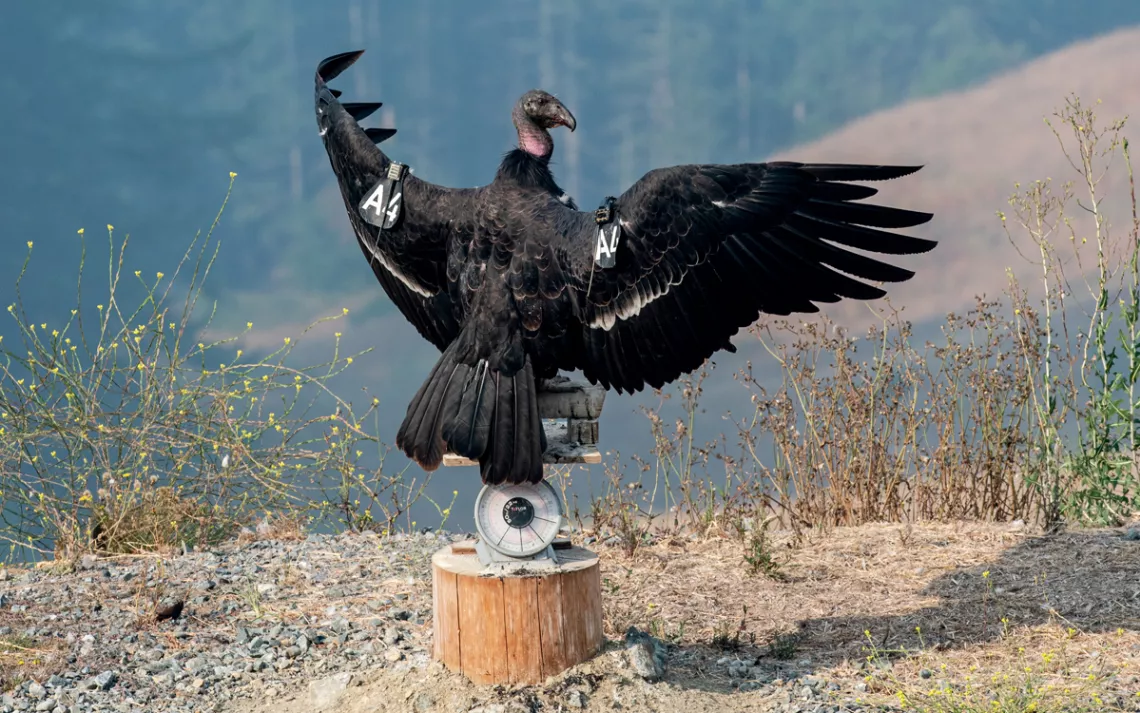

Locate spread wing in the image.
[561,162,935,393]
[315,50,474,351]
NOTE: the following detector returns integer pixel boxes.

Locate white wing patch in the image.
[587,271,686,331]
[355,232,435,298]
[588,217,686,331]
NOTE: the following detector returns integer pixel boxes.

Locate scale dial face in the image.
[473,481,564,558]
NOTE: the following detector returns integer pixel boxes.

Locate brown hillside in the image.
[769,25,1140,330]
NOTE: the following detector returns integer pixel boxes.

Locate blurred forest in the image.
[2,1,1140,520]
[3,1,1138,325]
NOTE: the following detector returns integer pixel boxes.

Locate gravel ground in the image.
[0,527,1002,713]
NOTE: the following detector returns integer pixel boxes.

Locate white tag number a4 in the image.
[360,181,403,228]
[595,224,620,267]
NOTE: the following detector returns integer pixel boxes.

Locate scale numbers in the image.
[473,481,563,558]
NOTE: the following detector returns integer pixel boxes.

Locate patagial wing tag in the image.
[593,196,621,269]
[358,162,408,230]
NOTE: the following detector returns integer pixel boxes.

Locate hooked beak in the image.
[554,102,576,132]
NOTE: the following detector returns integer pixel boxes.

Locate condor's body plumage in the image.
[314,50,936,486]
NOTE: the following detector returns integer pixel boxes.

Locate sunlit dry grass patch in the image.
[595,520,1140,710]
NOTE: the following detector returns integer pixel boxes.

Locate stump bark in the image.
[431,540,605,685]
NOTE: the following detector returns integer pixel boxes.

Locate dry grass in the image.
[581,95,1140,557]
[0,606,64,694]
[595,519,1140,708]
[234,512,308,546]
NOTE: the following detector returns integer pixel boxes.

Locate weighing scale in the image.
[472,480,566,571]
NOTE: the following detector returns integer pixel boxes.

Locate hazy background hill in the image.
[3,1,1140,525]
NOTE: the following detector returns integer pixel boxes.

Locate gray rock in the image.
[25,684,44,701]
[412,692,435,712]
[627,640,663,681]
[566,690,587,708]
[309,672,353,710]
[88,670,117,691]
[624,627,667,681]
[184,657,208,673]
[383,648,403,663]
[141,648,165,663]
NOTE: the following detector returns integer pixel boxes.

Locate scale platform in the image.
[441,377,605,570]
[441,376,604,467]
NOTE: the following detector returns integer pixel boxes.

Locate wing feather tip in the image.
[316,50,367,85]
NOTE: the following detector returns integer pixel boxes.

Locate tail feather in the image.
[521,361,545,481]
[506,364,537,487]
[441,359,494,458]
[481,372,517,485]
[396,341,466,470]
[412,362,468,468]
[399,341,546,485]
[474,360,544,485]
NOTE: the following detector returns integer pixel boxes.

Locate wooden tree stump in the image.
[431,540,605,685]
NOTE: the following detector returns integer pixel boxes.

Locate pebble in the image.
[383,648,404,663]
[412,691,435,712]
[0,531,453,713]
[0,528,914,713]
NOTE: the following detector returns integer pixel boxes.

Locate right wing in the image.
[315,50,475,351]
[553,162,935,393]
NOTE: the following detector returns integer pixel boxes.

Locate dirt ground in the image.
[231,520,1140,713]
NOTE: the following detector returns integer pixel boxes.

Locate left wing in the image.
[316,50,474,351]
[557,162,935,393]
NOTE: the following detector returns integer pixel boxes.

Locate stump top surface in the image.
[432,540,598,578]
